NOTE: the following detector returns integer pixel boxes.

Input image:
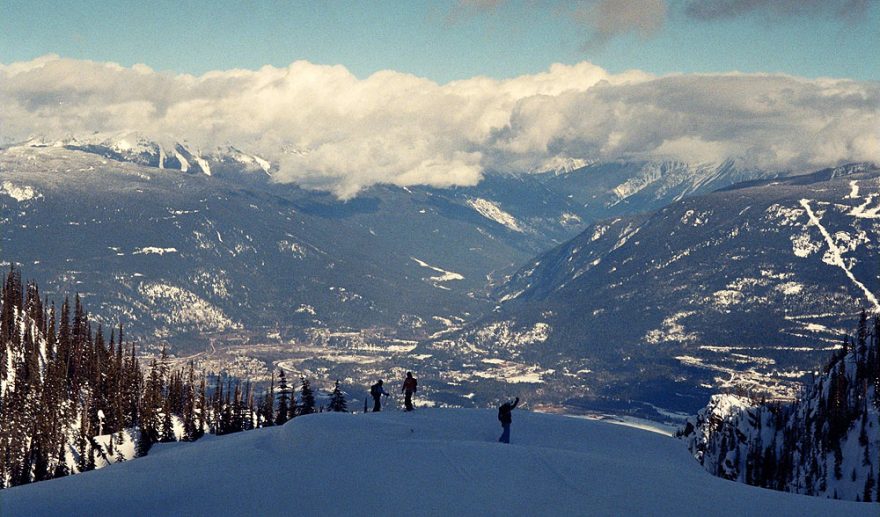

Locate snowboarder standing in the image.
[401,372,418,411]
[498,397,519,444]
[370,379,389,412]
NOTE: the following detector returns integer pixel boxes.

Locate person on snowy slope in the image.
[498,397,520,444]
[370,380,389,412]
[402,372,418,411]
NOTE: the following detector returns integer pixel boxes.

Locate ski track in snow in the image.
[849,192,880,219]
[845,180,859,199]
[799,199,880,311]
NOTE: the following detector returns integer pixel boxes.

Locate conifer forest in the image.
[0,267,335,488]
[681,310,880,501]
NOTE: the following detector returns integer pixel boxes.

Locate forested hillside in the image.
[0,267,330,488]
[680,311,880,502]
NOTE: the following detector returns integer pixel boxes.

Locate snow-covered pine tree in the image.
[197,374,206,438]
[0,268,274,487]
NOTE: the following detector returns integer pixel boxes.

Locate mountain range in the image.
[3,135,874,415]
[421,163,879,414]
[0,137,772,341]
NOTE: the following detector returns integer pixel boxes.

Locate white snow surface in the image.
[799,198,880,311]
[174,150,190,172]
[2,409,871,516]
[133,246,178,255]
[411,257,464,288]
[0,180,42,202]
[466,198,525,233]
[194,155,212,176]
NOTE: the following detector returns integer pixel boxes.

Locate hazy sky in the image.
[2,0,877,82]
[1,1,878,197]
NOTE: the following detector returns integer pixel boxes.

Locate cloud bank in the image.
[1,55,878,197]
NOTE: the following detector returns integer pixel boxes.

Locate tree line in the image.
[680,309,880,502]
[0,267,349,489]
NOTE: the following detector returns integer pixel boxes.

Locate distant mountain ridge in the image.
[1,138,782,344]
[23,133,274,177]
[3,137,848,415]
[415,162,880,413]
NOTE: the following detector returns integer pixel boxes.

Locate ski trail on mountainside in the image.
[799,199,880,311]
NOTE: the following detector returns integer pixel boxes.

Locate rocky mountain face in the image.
[417,163,880,414]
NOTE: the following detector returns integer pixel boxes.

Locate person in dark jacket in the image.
[401,372,418,411]
[370,380,388,412]
[498,397,520,444]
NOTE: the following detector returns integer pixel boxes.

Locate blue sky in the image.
[1,0,877,82]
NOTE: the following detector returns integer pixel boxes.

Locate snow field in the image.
[2,409,874,516]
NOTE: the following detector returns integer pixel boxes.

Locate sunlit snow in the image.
[466,198,525,233]
[0,181,42,202]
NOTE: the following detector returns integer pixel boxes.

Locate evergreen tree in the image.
[328,380,347,412]
[160,397,175,443]
[275,370,290,426]
[856,309,868,362]
[52,442,69,479]
[138,359,161,453]
[182,361,197,441]
[299,377,316,416]
[260,372,275,427]
[197,374,207,438]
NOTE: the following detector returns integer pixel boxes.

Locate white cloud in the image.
[1,56,877,197]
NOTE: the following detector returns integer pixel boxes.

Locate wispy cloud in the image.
[444,0,871,48]
[683,0,869,22]
[2,56,878,198]
[571,0,668,49]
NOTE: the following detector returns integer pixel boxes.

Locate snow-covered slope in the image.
[1,409,873,516]
[420,163,880,414]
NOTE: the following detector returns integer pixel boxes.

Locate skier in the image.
[401,372,418,411]
[370,379,389,412]
[497,397,520,444]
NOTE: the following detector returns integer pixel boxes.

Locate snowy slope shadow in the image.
[2,409,874,516]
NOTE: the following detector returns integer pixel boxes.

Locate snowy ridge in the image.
[3,409,872,516]
[23,133,270,177]
[483,162,880,410]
